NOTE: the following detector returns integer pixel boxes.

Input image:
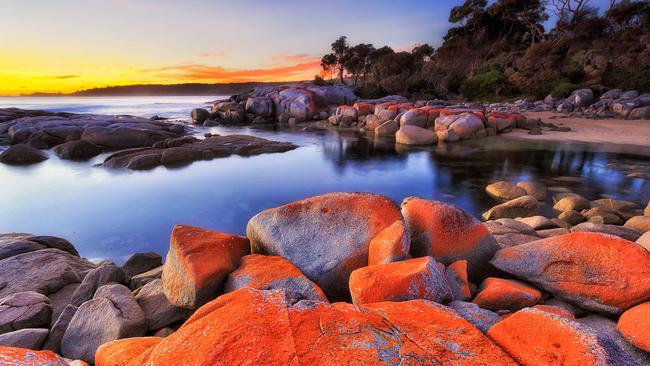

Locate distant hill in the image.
[26,82,292,97]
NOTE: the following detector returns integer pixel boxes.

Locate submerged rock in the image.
[0,144,48,165]
[482,195,539,220]
[485,181,526,201]
[101,134,297,170]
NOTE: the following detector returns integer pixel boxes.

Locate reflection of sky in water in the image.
[1,97,649,263]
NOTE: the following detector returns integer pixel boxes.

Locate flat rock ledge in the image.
[100,134,297,170]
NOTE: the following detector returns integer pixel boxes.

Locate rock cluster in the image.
[489,88,650,119]
[1,192,650,365]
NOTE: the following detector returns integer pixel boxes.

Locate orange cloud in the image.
[143,58,322,82]
[270,54,312,62]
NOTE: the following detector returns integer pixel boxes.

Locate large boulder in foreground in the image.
[488,308,630,365]
[617,302,650,352]
[162,225,250,309]
[224,254,327,303]
[401,196,499,281]
[96,288,516,366]
[247,193,402,301]
[0,346,67,365]
[348,257,452,305]
[61,284,145,364]
[491,232,650,315]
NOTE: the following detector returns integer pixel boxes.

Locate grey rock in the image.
[25,236,79,257]
[42,304,77,354]
[61,284,145,364]
[558,210,585,226]
[0,144,48,165]
[130,266,163,290]
[47,283,78,327]
[135,279,191,331]
[482,195,539,220]
[567,89,594,107]
[448,301,501,333]
[190,108,210,124]
[0,292,51,335]
[70,265,128,306]
[571,222,642,242]
[578,315,649,366]
[0,249,94,298]
[247,192,402,301]
[53,140,102,160]
[0,328,49,350]
[122,252,162,277]
[516,216,559,230]
[0,239,45,261]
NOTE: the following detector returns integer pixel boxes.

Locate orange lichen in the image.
[95,337,162,366]
[473,277,542,311]
[368,220,410,265]
[0,346,67,365]
[617,301,650,352]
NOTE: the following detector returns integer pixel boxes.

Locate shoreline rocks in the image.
[1,191,649,364]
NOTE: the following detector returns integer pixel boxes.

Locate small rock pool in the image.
[1,97,649,262]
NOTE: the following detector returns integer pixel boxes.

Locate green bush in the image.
[460,69,511,101]
[550,81,581,98]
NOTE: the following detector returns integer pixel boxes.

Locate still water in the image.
[1,96,649,263]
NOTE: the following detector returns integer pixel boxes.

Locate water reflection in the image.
[1,123,649,263]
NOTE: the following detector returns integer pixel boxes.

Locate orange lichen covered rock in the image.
[349,256,452,305]
[533,305,576,320]
[488,308,625,366]
[617,302,650,352]
[445,259,472,301]
[352,102,375,116]
[401,196,499,280]
[162,224,250,309]
[224,254,328,303]
[367,220,410,265]
[0,346,67,365]
[491,232,650,314]
[473,277,542,312]
[104,288,516,365]
[247,192,402,300]
[95,337,162,366]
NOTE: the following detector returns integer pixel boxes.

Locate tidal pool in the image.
[1,97,649,262]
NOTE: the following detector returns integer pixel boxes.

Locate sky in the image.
[0,0,613,95]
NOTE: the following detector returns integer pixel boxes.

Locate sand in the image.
[502,112,650,152]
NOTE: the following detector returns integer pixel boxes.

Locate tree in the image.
[343,43,375,86]
[320,54,337,80]
[331,36,349,83]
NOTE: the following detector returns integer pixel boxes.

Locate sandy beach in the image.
[505,112,650,151]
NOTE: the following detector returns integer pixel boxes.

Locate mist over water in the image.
[1,97,649,263]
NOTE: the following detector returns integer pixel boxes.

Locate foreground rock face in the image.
[0,292,51,335]
[401,196,499,280]
[367,220,410,265]
[348,257,452,305]
[491,232,650,314]
[101,134,297,170]
[96,288,516,366]
[247,192,402,301]
[224,254,328,303]
[488,308,631,365]
[162,225,250,309]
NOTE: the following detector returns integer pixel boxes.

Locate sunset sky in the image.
[1,0,612,95]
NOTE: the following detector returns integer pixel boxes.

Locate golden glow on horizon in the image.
[0,51,322,95]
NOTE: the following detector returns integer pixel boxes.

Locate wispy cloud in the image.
[270,54,313,62]
[142,58,321,82]
[197,49,228,58]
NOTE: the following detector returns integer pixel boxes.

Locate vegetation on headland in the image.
[23,82,288,97]
[318,0,650,101]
